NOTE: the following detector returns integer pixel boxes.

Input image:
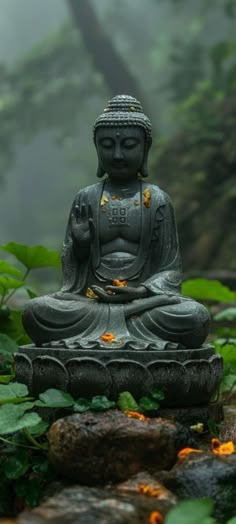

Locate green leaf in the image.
[0,243,61,270]
[25,287,38,299]
[0,334,18,361]
[150,388,165,401]
[0,260,24,279]
[0,403,41,434]
[0,374,15,384]
[165,498,215,524]
[139,396,160,411]
[15,477,42,507]
[0,276,24,294]
[0,310,30,345]
[182,279,236,303]
[227,518,236,524]
[4,449,30,479]
[32,456,49,474]
[27,419,49,436]
[35,388,74,408]
[73,398,92,412]
[90,395,115,411]
[0,382,29,404]
[117,391,139,412]
[214,344,236,365]
[214,308,236,322]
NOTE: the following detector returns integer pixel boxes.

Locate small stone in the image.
[16,484,173,524]
[160,451,236,522]
[48,410,197,485]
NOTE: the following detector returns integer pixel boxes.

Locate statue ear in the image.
[96,162,106,178]
[139,140,152,178]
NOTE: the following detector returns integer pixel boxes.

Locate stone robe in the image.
[23,181,209,350]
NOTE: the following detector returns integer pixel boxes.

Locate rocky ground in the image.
[2,405,236,524]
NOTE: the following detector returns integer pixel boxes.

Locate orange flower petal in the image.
[211,438,234,455]
[124,410,149,421]
[149,510,164,524]
[100,332,116,343]
[112,279,127,287]
[178,447,203,458]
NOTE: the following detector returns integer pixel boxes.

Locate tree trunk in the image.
[67,0,147,106]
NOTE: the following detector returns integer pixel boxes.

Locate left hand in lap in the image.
[91,285,148,303]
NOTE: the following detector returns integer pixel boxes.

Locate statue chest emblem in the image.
[100,192,142,230]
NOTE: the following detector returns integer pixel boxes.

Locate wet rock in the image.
[160,452,236,521]
[16,484,173,524]
[117,471,178,505]
[48,410,196,484]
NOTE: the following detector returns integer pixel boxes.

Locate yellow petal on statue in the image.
[100,195,109,207]
[85,288,98,299]
[143,188,151,208]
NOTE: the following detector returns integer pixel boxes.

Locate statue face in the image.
[95,126,145,179]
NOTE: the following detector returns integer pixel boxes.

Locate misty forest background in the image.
[0,0,235,285]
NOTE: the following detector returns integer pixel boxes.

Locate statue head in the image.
[93,95,152,179]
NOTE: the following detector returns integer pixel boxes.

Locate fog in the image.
[0,0,235,270]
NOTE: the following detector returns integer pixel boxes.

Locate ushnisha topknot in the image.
[93,95,152,145]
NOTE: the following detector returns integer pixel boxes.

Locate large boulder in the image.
[48,410,196,484]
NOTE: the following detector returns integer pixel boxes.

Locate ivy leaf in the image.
[0,260,24,279]
[15,477,42,507]
[27,419,49,437]
[117,391,139,412]
[73,398,92,412]
[0,276,24,294]
[4,449,30,479]
[139,396,160,412]
[214,344,236,365]
[214,308,236,322]
[32,456,49,474]
[0,374,15,384]
[35,388,74,408]
[0,382,30,404]
[0,403,41,434]
[0,334,18,362]
[0,243,61,270]
[0,310,30,345]
[90,396,115,411]
[25,287,38,299]
[150,388,165,401]
[182,279,236,303]
[165,498,215,524]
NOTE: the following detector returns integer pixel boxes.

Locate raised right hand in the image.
[71,203,95,247]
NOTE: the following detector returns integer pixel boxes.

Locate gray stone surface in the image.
[48,410,197,484]
[16,483,174,524]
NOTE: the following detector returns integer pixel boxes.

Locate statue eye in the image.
[123,138,139,149]
[100,138,113,149]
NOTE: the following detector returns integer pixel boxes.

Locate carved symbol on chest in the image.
[108,206,129,227]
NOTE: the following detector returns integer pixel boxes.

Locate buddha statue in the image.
[22,95,210,351]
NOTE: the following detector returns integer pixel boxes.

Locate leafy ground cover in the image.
[0,242,235,520]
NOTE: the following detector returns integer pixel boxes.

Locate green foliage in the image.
[35,389,74,409]
[0,243,61,270]
[165,498,215,524]
[0,382,31,404]
[214,308,236,322]
[117,391,140,412]
[182,279,236,302]
[0,242,60,349]
[117,389,165,413]
[0,403,40,435]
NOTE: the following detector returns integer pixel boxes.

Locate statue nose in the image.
[113,143,124,161]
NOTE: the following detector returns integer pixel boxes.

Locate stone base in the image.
[15,344,223,412]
